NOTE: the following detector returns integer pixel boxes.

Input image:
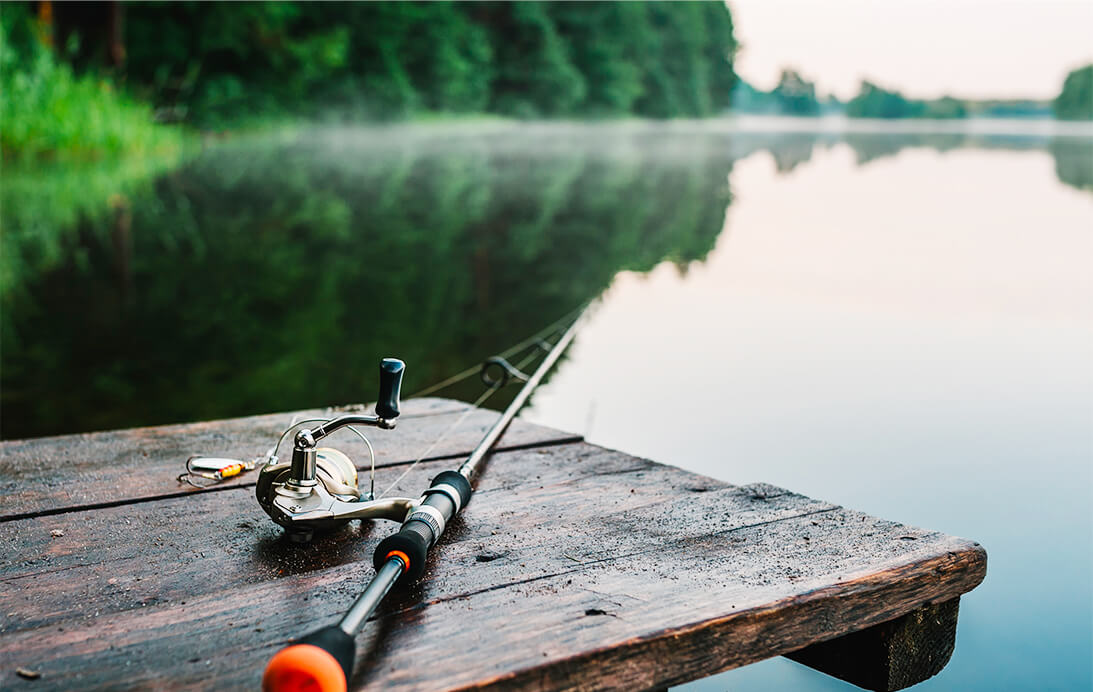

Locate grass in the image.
[0,12,190,303]
[1,18,184,161]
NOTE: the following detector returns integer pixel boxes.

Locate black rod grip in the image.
[374,523,430,582]
[432,470,472,508]
[375,358,404,420]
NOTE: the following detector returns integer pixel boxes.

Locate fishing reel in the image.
[256,358,421,542]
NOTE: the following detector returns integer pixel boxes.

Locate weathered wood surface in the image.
[0,401,986,691]
[0,397,580,520]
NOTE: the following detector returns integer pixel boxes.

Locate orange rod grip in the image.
[262,643,347,692]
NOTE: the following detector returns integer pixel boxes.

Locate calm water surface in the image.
[525,127,1093,691]
[3,121,1091,689]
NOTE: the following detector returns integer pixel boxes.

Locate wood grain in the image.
[787,598,961,691]
[0,428,986,691]
[0,447,662,631]
[0,397,580,520]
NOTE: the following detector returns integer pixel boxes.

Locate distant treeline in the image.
[730,70,839,116]
[732,64,1093,121]
[1054,65,1092,121]
[845,82,1050,120]
[34,1,736,126]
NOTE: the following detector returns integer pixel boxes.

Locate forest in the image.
[7,0,1090,162]
[9,1,737,130]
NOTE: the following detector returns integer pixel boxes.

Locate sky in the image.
[728,0,1093,100]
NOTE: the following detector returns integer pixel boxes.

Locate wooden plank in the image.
[0,441,985,691]
[787,598,961,691]
[0,447,661,631]
[0,397,581,520]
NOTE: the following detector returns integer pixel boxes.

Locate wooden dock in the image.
[0,398,986,690]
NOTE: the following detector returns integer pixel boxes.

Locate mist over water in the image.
[3,120,1090,690]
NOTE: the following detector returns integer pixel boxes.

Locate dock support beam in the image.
[786,598,961,691]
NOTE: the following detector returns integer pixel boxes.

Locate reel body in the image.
[257,447,419,541]
[255,359,419,542]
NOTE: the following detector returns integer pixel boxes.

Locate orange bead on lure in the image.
[214,462,246,479]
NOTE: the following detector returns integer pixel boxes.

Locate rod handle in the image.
[375,358,404,420]
[372,472,472,584]
[374,523,430,582]
[262,625,355,692]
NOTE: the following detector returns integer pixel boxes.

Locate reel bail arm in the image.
[286,358,405,488]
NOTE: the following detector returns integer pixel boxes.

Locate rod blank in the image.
[337,556,404,635]
[458,309,586,481]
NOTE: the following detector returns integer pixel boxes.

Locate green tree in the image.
[634,2,712,117]
[920,96,967,119]
[548,2,644,115]
[124,2,354,123]
[846,81,920,119]
[772,69,819,115]
[478,3,585,117]
[409,5,493,112]
[1054,64,1093,121]
[846,82,972,120]
[702,1,738,112]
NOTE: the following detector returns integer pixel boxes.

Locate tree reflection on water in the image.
[2,125,1089,439]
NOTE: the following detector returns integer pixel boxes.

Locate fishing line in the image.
[405,304,585,399]
[377,332,559,498]
[376,383,499,499]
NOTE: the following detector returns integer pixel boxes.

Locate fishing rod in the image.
[258,308,587,692]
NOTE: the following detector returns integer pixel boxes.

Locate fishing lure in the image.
[177,456,258,487]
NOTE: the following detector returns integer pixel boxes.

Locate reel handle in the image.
[375,358,404,420]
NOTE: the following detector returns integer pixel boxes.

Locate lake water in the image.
[3,119,1091,690]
